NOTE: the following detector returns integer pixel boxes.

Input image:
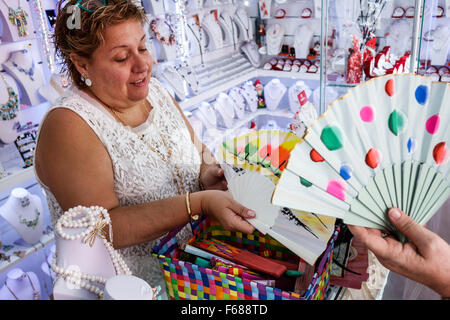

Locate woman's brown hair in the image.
[53,0,147,89]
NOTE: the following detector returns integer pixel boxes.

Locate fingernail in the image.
[248,210,256,218]
[389,208,401,221]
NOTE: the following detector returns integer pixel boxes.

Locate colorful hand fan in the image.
[272,74,450,241]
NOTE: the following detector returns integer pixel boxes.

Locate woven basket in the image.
[152,217,339,300]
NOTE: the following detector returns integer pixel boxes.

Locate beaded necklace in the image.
[1,0,28,37]
[0,72,19,121]
[4,273,39,300]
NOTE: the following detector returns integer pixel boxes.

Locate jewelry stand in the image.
[266,23,285,56]
[193,101,218,130]
[0,0,35,42]
[0,268,41,300]
[52,206,129,300]
[241,40,261,67]
[38,73,70,104]
[160,65,186,100]
[228,87,245,119]
[202,13,224,51]
[2,50,45,106]
[41,243,56,280]
[240,81,258,112]
[150,19,177,61]
[142,0,165,15]
[264,78,286,111]
[0,187,44,245]
[186,16,207,63]
[218,11,238,49]
[294,24,314,59]
[233,7,253,42]
[0,71,22,144]
[214,93,235,128]
[104,275,156,300]
[175,61,200,95]
[288,81,312,114]
[429,25,450,66]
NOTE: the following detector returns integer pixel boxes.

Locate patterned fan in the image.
[272,74,449,241]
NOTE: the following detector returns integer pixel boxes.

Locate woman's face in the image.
[85,19,153,109]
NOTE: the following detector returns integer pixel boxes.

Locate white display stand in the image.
[288,81,312,114]
[186,16,207,62]
[240,80,258,112]
[104,275,155,300]
[428,25,450,66]
[41,243,56,280]
[294,24,314,59]
[0,72,22,144]
[0,188,44,245]
[192,101,218,130]
[264,78,286,111]
[218,11,239,49]
[2,50,45,106]
[241,40,261,67]
[0,268,41,300]
[202,12,224,51]
[228,87,246,120]
[0,0,35,42]
[214,92,235,128]
[266,23,285,56]
[160,65,186,100]
[38,73,70,104]
[233,7,253,42]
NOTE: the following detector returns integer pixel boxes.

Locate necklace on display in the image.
[4,273,39,300]
[19,209,40,229]
[235,9,250,39]
[11,58,35,81]
[0,72,19,121]
[175,62,200,94]
[150,19,175,45]
[106,100,186,195]
[187,19,205,65]
[53,206,132,300]
[2,0,28,37]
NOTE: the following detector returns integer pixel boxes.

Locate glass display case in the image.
[318,0,448,114]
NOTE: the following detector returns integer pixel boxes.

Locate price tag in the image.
[297,90,307,107]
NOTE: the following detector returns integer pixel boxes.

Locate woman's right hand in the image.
[200,190,256,235]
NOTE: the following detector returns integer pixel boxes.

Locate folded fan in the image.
[272,74,450,241]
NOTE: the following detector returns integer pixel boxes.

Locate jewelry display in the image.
[228,87,245,119]
[294,24,314,59]
[263,78,286,111]
[0,187,44,245]
[274,8,286,19]
[266,23,285,55]
[52,206,132,300]
[214,92,235,128]
[193,101,217,129]
[300,8,313,18]
[175,61,200,95]
[38,73,71,104]
[202,12,224,51]
[44,9,56,29]
[426,25,450,66]
[150,19,175,46]
[241,40,261,67]
[186,16,206,65]
[1,0,29,37]
[0,72,19,121]
[288,81,312,114]
[233,7,252,42]
[258,0,272,19]
[104,274,159,300]
[218,11,238,50]
[160,65,186,100]
[240,80,258,112]
[0,268,40,300]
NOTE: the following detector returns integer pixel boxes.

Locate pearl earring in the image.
[85,77,92,87]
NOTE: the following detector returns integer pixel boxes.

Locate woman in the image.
[34,0,255,292]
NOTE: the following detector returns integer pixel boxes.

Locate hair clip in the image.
[274,8,286,19]
[301,8,312,19]
[75,0,107,13]
[392,7,405,18]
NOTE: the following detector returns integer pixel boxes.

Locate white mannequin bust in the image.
[240,81,258,112]
[103,275,155,300]
[52,209,119,300]
[38,73,70,104]
[186,16,207,60]
[294,24,314,59]
[0,188,44,245]
[0,71,22,144]
[0,0,35,42]
[228,87,245,119]
[150,19,177,61]
[0,268,41,300]
[218,11,238,49]
[2,50,45,106]
[264,79,286,111]
[429,25,450,66]
[202,13,224,51]
[241,40,261,67]
[288,81,312,114]
[214,93,235,128]
[193,101,217,130]
[233,7,253,42]
[266,23,285,56]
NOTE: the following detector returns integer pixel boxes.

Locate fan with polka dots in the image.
[272,74,449,242]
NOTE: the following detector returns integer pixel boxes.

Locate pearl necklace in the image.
[53,206,132,300]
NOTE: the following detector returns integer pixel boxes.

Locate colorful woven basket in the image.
[152,217,339,300]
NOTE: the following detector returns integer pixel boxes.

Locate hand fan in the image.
[272,74,450,241]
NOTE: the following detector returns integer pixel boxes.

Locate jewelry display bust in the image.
[214,92,235,128]
[228,87,246,119]
[160,65,186,100]
[186,16,207,61]
[427,25,450,66]
[0,268,41,300]
[288,81,312,114]
[0,0,35,42]
[0,187,44,245]
[266,23,285,56]
[2,49,45,106]
[233,7,253,42]
[38,73,70,104]
[240,81,258,112]
[104,274,156,300]
[218,11,238,49]
[264,78,286,111]
[202,12,224,51]
[0,71,22,144]
[241,40,261,67]
[193,101,217,130]
[294,24,314,59]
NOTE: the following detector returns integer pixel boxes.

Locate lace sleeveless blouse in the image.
[35,77,201,287]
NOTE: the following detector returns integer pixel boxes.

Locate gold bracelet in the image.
[185,192,199,222]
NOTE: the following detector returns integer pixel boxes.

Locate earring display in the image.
[263,78,286,111]
[0,187,44,245]
[0,268,41,300]
[14,132,37,168]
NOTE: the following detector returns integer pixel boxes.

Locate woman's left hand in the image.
[199,164,228,191]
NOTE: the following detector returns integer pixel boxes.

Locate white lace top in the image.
[35,77,201,287]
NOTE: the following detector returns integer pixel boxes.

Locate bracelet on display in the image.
[274,8,286,19]
[300,8,312,19]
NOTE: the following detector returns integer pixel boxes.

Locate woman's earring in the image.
[85,78,92,86]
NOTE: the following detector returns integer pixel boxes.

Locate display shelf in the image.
[0,231,54,274]
[258,69,320,80]
[0,167,35,195]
